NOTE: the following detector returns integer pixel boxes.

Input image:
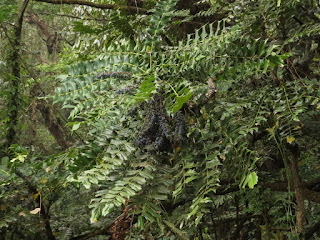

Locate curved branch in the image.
[34,0,148,14]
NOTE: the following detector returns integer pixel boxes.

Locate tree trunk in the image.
[25,11,60,54]
[5,0,30,148]
[30,84,72,150]
[287,144,306,234]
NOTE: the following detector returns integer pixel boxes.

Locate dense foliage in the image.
[1,0,320,239]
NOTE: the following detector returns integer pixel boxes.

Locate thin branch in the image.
[30,12,106,21]
[34,0,148,14]
[69,224,111,240]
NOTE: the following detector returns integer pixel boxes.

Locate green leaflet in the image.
[171,91,192,113]
[135,75,156,101]
[240,171,259,189]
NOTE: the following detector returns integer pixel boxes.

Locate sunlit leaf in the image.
[286,136,295,144]
[29,208,41,215]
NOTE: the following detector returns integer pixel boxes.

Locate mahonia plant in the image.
[51,0,289,237]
